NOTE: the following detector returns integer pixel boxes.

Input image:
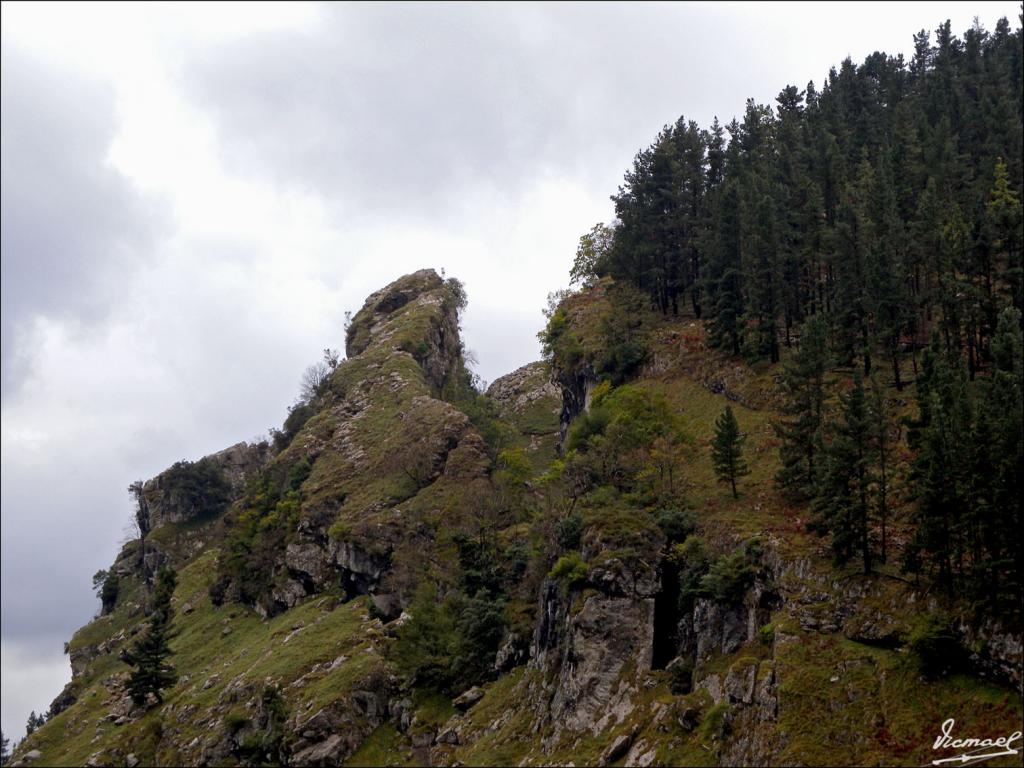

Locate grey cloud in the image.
[0,42,165,396]
[180,4,729,221]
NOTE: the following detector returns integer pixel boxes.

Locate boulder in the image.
[598,728,635,766]
[290,734,346,767]
[12,750,42,767]
[453,686,485,711]
[437,727,460,745]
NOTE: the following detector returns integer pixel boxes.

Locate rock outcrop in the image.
[245,269,490,618]
[138,441,270,532]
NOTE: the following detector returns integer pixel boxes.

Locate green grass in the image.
[20,547,392,767]
[343,724,416,767]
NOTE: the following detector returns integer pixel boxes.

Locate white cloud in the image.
[0,642,72,741]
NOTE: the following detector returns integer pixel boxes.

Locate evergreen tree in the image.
[24,711,44,736]
[706,179,744,354]
[711,405,749,498]
[813,371,873,573]
[742,188,782,362]
[775,315,830,497]
[985,158,1023,313]
[904,335,973,595]
[125,568,178,705]
[867,377,893,564]
[973,308,1023,605]
[0,729,9,766]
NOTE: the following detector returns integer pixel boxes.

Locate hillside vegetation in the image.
[10,14,1022,768]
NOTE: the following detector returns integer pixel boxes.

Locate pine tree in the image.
[813,371,873,573]
[775,315,830,497]
[867,377,893,564]
[974,308,1023,605]
[985,158,1023,313]
[24,712,44,736]
[0,729,9,766]
[905,335,973,595]
[743,188,781,362]
[706,179,744,354]
[125,568,178,705]
[711,405,749,498]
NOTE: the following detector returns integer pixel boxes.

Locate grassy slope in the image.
[21,545,398,766]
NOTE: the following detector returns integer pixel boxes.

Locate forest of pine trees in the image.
[574,16,1023,611]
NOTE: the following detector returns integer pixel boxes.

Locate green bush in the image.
[163,457,232,520]
[224,708,250,732]
[327,519,353,541]
[391,585,507,695]
[538,308,584,372]
[700,552,753,604]
[908,613,963,679]
[596,339,647,385]
[667,657,694,695]
[700,702,730,740]
[236,684,288,764]
[287,457,313,491]
[272,402,315,452]
[672,536,711,608]
[656,507,696,545]
[92,569,120,615]
[759,623,775,646]
[699,539,762,604]
[549,552,588,588]
[556,513,584,551]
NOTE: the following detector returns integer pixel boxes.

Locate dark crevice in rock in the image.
[651,559,681,669]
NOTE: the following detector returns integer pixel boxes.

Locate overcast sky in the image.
[1,0,1017,742]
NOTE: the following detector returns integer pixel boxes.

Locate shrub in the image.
[667,657,694,695]
[549,552,588,588]
[236,684,288,765]
[163,457,232,520]
[272,402,315,452]
[538,308,583,371]
[700,551,754,604]
[225,708,249,732]
[453,532,504,598]
[287,457,312,491]
[672,536,711,607]
[596,339,647,385]
[392,585,506,694]
[759,623,775,646]
[328,519,354,542]
[392,585,460,691]
[908,612,963,679]
[566,406,612,453]
[452,593,508,686]
[556,513,584,551]
[700,702,731,741]
[656,507,697,545]
[699,538,762,604]
[92,569,120,615]
[100,572,120,614]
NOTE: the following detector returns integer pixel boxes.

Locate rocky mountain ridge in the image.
[11,270,1022,768]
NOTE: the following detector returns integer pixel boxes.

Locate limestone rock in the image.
[138,441,269,532]
[546,593,654,733]
[437,726,460,745]
[724,658,758,704]
[453,686,485,711]
[598,727,635,766]
[11,750,42,767]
